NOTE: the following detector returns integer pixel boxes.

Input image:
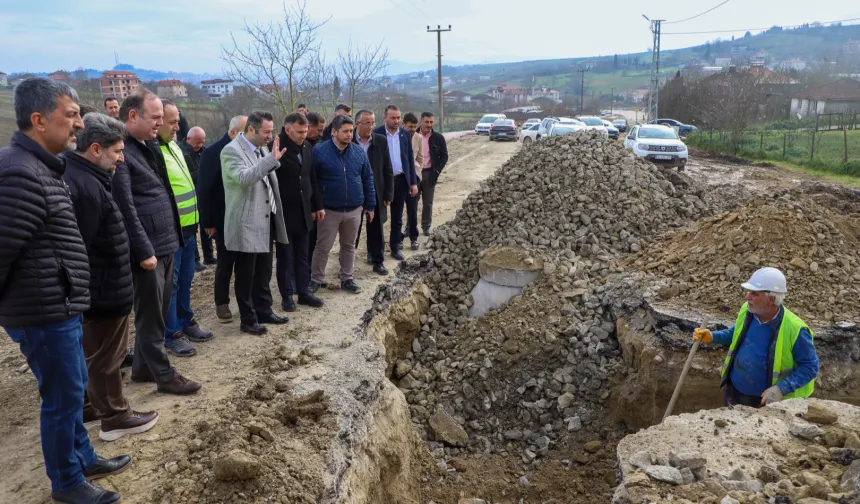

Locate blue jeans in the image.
[165,234,196,345]
[4,315,98,492]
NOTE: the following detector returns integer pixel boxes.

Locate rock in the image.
[757,465,781,483]
[557,392,575,410]
[796,499,831,504]
[630,450,653,469]
[669,450,707,469]
[504,429,524,441]
[727,468,749,481]
[720,497,740,504]
[790,257,809,269]
[584,440,602,453]
[715,419,728,428]
[773,442,789,456]
[841,460,860,492]
[721,480,763,493]
[846,432,860,450]
[645,465,683,485]
[429,409,469,447]
[245,422,274,442]
[566,416,582,432]
[213,450,262,481]
[791,420,823,440]
[680,467,695,485]
[799,472,833,498]
[805,404,839,425]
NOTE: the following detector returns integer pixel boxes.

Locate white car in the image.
[522,122,540,146]
[522,118,540,130]
[575,116,610,137]
[474,114,506,135]
[535,117,584,140]
[623,124,689,169]
[547,122,587,138]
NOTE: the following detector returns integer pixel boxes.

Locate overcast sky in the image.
[2,0,858,74]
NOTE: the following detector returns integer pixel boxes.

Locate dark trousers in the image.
[390,175,418,249]
[357,204,385,264]
[82,315,131,428]
[233,247,275,325]
[213,229,236,306]
[276,229,311,299]
[195,223,215,263]
[131,254,177,384]
[421,170,437,229]
[4,315,98,492]
[723,381,762,408]
[308,225,317,278]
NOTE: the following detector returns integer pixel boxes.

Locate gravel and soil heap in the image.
[394,132,711,469]
[625,190,860,327]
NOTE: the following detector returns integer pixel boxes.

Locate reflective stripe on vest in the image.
[161,141,198,228]
[720,303,815,399]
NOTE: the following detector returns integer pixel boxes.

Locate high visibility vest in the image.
[720,303,815,399]
[161,140,199,229]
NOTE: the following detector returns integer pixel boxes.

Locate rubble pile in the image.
[393,132,711,463]
[626,191,860,326]
[614,401,860,504]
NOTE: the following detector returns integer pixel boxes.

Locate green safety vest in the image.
[720,303,815,399]
[161,140,199,229]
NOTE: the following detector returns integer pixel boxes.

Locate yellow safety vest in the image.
[720,303,815,399]
[161,141,198,229]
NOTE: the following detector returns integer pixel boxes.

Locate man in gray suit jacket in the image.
[221,111,290,335]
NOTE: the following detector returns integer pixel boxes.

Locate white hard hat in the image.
[741,267,787,293]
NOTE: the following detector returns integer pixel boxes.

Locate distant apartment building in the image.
[843,40,860,55]
[99,70,140,99]
[0,72,7,87]
[490,84,528,104]
[201,79,234,99]
[156,79,187,99]
[49,70,72,82]
[714,57,732,68]
[750,50,769,67]
[531,86,561,103]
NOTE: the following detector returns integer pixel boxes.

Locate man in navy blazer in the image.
[374,105,418,259]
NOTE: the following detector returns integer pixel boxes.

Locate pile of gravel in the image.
[392,132,711,463]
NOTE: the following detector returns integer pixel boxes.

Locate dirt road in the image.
[0,133,519,503]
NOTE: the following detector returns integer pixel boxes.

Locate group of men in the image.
[0,77,448,503]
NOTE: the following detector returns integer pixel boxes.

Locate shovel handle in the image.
[663,317,709,421]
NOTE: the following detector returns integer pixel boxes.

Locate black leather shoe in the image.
[240,323,268,335]
[391,249,404,261]
[423,227,431,236]
[204,256,218,265]
[297,294,324,308]
[52,481,120,504]
[411,239,419,250]
[282,296,296,312]
[366,254,373,265]
[258,313,289,325]
[373,263,389,275]
[84,455,132,480]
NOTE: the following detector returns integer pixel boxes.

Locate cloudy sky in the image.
[2,0,858,75]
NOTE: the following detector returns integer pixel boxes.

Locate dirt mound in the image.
[626,192,860,326]
[801,180,860,217]
[390,132,710,474]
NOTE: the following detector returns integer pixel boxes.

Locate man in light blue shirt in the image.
[374,105,418,259]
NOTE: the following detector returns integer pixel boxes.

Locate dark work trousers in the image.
[420,170,437,230]
[131,254,177,384]
[723,381,763,408]
[276,229,311,299]
[390,174,418,250]
[232,223,275,325]
[195,223,215,263]
[82,315,131,429]
[355,204,385,265]
[307,224,318,278]
[213,228,236,306]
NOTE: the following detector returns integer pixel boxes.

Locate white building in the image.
[790,78,860,119]
[530,86,561,103]
[714,57,732,68]
[781,59,807,71]
[201,79,235,99]
[0,72,7,87]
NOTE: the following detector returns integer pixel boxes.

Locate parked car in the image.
[600,110,612,117]
[612,119,628,132]
[575,116,609,137]
[522,118,540,130]
[649,118,696,136]
[475,113,506,135]
[624,124,688,169]
[522,122,540,146]
[548,123,587,137]
[602,119,620,140]
[489,119,519,141]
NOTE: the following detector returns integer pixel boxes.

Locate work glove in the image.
[692,328,712,344]
[761,385,784,406]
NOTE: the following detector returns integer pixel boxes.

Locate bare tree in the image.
[221,0,328,116]
[338,40,389,112]
[75,79,104,109]
[303,52,340,111]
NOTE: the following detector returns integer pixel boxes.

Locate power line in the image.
[664,0,731,25]
[386,0,422,22]
[663,16,860,35]
[403,0,430,18]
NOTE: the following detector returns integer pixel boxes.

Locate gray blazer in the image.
[221,134,288,253]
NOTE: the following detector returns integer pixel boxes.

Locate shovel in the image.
[663,317,709,421]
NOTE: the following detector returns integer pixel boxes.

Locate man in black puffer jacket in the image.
[113,90,201,396]
[65,113,160,444]
[0,78,130,504]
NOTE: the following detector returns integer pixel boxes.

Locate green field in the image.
[0,89,16,148]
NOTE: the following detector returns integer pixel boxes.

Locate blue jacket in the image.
[713,306,819,397]
[373,125,417,186]
[312,140,376,212]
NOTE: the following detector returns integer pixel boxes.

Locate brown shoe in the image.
[99,410,159,442]
[216,304,233,323]
[157,374,202,395]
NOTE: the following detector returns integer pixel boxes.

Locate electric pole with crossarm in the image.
[427,25,452,132]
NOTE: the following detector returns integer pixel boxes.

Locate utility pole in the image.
[610,87,615,115]
[428,24,452,132]
[577,65,591,113]
[643,15,663,123]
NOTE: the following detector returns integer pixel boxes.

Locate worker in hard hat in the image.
[693,267,819,408]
